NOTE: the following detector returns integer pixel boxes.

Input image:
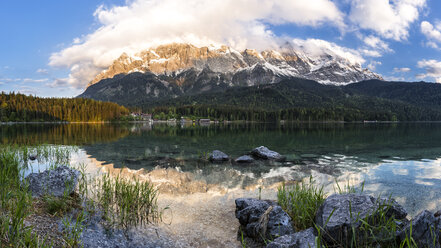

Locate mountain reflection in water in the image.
[3,122,441,216]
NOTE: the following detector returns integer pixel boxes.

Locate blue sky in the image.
[0,0,441,97]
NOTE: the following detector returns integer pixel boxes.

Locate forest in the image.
[0,92,129,122]
[144,79,441,122]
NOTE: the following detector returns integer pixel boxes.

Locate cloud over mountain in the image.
[349,0,426,41]
[49,0,428,89]
[417,59,441,83]
[49,0,345,88]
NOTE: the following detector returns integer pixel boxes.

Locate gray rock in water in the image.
[251,146,284,161]
[29,154,37,161]
[209,150,229,162]
[266,227,317,248]
[25,166,79,197]
[235,198,294,241]
[399,210,441,248]
[235,155,254,163]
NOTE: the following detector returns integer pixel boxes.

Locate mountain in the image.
[78,43,441,121]
[81,43,381,102]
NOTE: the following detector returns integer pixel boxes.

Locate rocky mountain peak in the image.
[88,42,382,88]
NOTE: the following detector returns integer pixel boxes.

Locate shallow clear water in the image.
[3,122,441,215]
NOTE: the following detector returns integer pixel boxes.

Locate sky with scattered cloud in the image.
[0,0,441,97]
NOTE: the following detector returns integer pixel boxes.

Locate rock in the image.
[377,197,408,220]
[236,198,275,226]
[399,210,441,248]
[251,146,284,161]
[266,227,317,248]
[235,155,254,163]
[315,193,407,245]
[29,154,37,161]
[235,198,294,241]
[25,166,79,197]
[209,150,229,162]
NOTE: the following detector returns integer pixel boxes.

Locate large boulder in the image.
[235,198,295,241]
[25,166,79,197]
[377,197,408,220]
[315,193,407,245]
[399,210,441,248]
[235,155,254,163]
[209,150,229,162]
[266,227,317,248]
[251,146,284,161]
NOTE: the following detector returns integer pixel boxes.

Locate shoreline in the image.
[4,120,441,125]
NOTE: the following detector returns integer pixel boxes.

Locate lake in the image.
[3,122,441,218]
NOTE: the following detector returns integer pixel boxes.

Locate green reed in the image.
[97,173,161,234]
[62,210,86,248]
[0,149,50,247]
[277,176,326,230]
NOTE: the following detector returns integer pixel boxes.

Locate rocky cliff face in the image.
[80,43,382,104]
[89,43,381,87]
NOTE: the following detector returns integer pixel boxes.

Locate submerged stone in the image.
[251,146,284,161]
[235,155,254,163]
[209,150,229,162]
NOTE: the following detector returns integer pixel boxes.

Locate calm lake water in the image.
[3,122,441,215]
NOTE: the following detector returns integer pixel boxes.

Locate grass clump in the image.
[62,210,86,248]
[0,149,50,247]
[277,176,326,230]
[42,193,81,216]
[277,177,423,247]
[97,173,161,233]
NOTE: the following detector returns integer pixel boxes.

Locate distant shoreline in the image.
[4,120,441,125]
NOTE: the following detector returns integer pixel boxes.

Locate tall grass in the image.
[97,173,161,234]
[277,176,326,230]
[0,149,50,247]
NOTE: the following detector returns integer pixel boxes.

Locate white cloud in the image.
[36,68,49,74]
[0,78,48,84]
[17,86,38,95]
[356,35,393,57]
[46,78,69,88]
[49,0,345,88]
[384,75,405,81]
[291,38,365,65]
[360,49,382,57]
[363,35,393,52]
[349,0,426,41]
[417,59,441,83]
[22,78,49,83]
[394,67,411,73]
[426,41,440,49]
[421,21,441,48]
[0,78,19,83]
[367,61,382,71]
